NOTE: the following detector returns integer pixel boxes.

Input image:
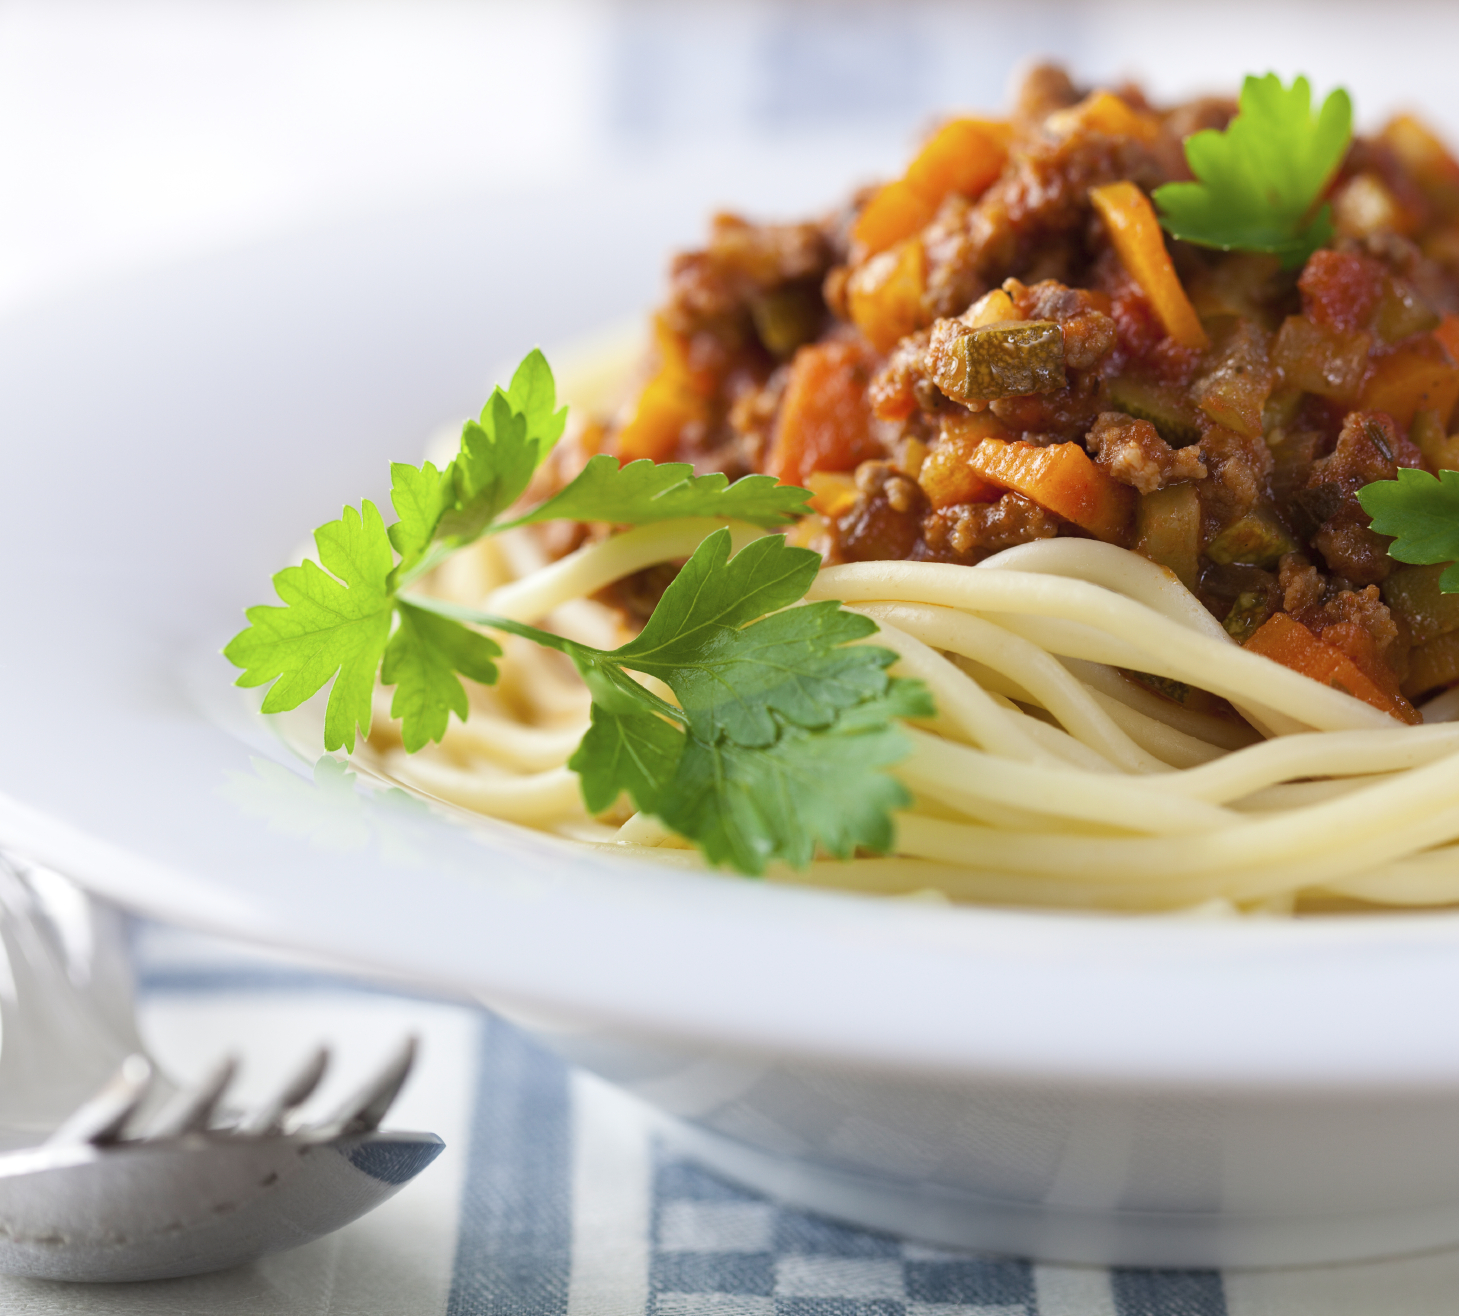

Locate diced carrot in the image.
[1243,612,1419,723]
[616,318,713,462]
[853,118,1010,256]
[616,373,702,463]
[852,180,938,259]
[916,426,1004,509]
[805,471,859,518]
[1090,182,1210,351]
[904,118,1010,205]
[1435,312,1459,363]
[1383,114,1459,215]
[847,238,926,353]
[766,340,883,487]
[1358,336,1459,431]
[1049,91,1160,143]
[964,438,1135,543]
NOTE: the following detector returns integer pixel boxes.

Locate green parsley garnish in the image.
[1153,73,1353,269]
[225,350,929,874]
[1358,468,1459,591]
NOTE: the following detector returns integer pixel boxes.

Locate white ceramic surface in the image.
[11,182,1459,1268]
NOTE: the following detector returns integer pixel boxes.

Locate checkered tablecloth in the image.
[4,922,1458,1315]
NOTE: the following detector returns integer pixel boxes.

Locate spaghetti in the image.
[339,520,1459,914]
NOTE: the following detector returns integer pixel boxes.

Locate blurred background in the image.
[4,0,1458,321]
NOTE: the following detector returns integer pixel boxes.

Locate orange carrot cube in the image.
[853,118,1010,256]
[767,341,883,487]
[847,238,927,353]
[1243,612,1418,723]
[965,438,1135,543]
[1359,336,1459,431]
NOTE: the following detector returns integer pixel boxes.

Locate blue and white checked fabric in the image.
[5,924,1459,1315]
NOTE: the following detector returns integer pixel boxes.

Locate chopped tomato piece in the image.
[1298,249,1385,332]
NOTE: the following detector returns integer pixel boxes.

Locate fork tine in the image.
[316,1035,417,1136]
[143,1054,238,1140]
[237,1044,330,1136]
[45,1054,153,1147]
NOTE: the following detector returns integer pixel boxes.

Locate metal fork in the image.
[0,853,444,1282]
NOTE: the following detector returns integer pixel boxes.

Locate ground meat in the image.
[726,365,789,470]
[1012,64,1081,130]
[1278,551,1410,689]
[1004,277,1117,367]
[663,212,835,361]
[604,65,1459,702]
[962,132,1163,290]
[919,492,1059,563]
[1278,552,1326,613]
[1302,411,1422,584]
[868,330,933,421]
[1194,427,1275,539]
[832,461,926,562]
[921,193,985,320]
[1085,412,1207,493]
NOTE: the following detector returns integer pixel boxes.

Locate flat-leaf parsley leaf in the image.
[1358,468,1459,591]
[1153,74,1352,269]
[227,351,926,872]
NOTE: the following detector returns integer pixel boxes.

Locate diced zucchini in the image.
[1271,315,1371,404]
[1404,630,1459,699]
[1288,481,1346,539]
[751,284,824,358]
[1106,376,1202,447]
[1374,276,1440,345]
[1222,590,1275,643]
[1268,427,1321,506]
[1134,482,1200,591]
[931,319,1065,402]
[1124,670,1193,705]
[1190,320,1275,439]
[1262,387,1303,434]
[1205,508,1297,568]
[1381,563,1459,645]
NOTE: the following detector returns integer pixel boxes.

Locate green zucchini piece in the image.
[1381,563,1459,645]
[1222,590,1275,643]
[751,284,823,359]
[1134,482,1200,592]
[1105,376,1202,447]
[1205,509,1297,568]
[931,319,1065,402]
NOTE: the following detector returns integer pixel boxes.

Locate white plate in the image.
[11,180,1459,1267]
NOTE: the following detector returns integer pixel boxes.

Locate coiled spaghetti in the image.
[343,520,1459,915]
